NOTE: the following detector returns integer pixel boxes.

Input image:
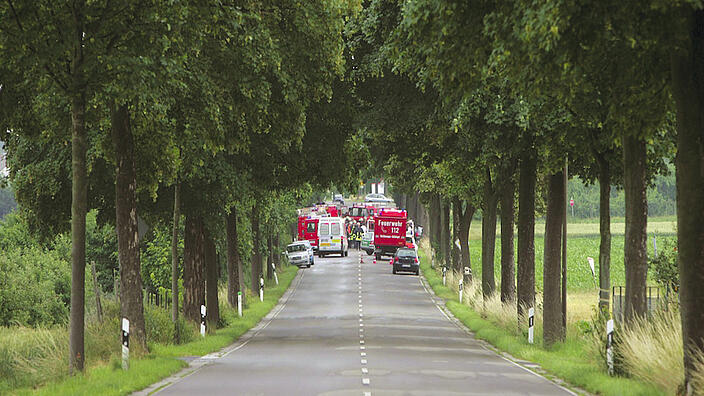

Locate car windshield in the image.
[306,222,316,233]
[351,207,363,217]
[287,244,306,253]
[397,249,416,257]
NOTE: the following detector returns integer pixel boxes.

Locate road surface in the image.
[146,252,575,396]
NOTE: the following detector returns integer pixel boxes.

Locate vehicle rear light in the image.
[414,257,419,263]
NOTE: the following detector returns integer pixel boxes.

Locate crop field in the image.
[448,217,676,294]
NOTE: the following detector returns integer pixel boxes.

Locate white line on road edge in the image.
[361,359,367,364]
[362,378,370,385]
[416,273,578,396]
[364,392,371,396]
[139,268,307,396]
[360,346,365,350]
[362,367,368,374]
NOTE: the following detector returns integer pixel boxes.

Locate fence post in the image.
[121,318,130,370]
[91,261,103,322]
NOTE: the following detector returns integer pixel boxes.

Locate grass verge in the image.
[419,248,664,396]
[11,265,298,396]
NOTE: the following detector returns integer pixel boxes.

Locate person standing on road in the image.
[354,223,363,250]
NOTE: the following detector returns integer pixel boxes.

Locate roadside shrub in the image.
[145,304,175,345]
[0,246,70,327]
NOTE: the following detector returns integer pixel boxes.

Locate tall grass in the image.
[617,310,684,395]
[422,236,693,395]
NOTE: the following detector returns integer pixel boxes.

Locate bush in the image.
[0,246,70,327]
[649,236,679,293]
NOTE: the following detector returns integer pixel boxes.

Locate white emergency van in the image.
[317,217,348,258]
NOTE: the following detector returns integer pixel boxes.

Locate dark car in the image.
[391,247,419,275]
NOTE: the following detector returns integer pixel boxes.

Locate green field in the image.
[452,217,676,292]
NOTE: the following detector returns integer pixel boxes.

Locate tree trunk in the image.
[451,198,461,271]
[171,183,180,326]
[430,194,441,261]
[671,10,704,393]
[517,148,537,318]
[500,180,516,303]
[204,229,219,330]
[69,91,87,374]
[226,207,242,307]
[274,233,281,268]
[597,158,611,314]
[482,169,498,299]
[623,133,648,321]
[543,171,565,347]
[251,201,262,295]
[183,215,205,323]
[111,103,146,349]
[457,200,475,281]
[441,199,451,268]
[266,233,274,280]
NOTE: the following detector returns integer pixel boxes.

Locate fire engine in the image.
[373,208,407,259]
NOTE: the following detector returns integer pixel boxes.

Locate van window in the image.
[320,223,330,235]
[331,223,340,235]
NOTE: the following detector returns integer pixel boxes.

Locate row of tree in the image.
[346,1,701,392]
[0,1,363,373]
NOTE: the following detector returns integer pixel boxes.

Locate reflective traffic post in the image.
[272,263,279,286]
[528,307,535,344]
[200,305,206,337]
[237,291,242,317]
[458,278,463,303]
[121,318,129,370]
[259,277,264,302]
[442,267,447,286]
[606,319,614,375]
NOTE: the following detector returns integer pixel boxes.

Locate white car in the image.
[286,241,315,268]
[364,193,394,203]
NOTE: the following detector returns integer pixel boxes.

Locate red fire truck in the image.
[297,216,320,251]
[373,209,407,259]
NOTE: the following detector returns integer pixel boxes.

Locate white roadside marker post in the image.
[121,318,129,370]
[259,277,264,302]
[587,257,597,289]
[200,305,206,337]
[606,319,615,375]
[459,278,463,303]
[528,307,535,344]
[237,291,242,317]
[272,263,279,286]
[442,266,447,286]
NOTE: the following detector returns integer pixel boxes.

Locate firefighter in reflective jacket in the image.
[353,222,363,249]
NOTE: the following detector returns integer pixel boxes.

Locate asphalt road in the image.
[148,251,575,396]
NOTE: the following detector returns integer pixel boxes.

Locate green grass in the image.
[460,218,675,291]
[10,265,298,396]
[419,249,665,396]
